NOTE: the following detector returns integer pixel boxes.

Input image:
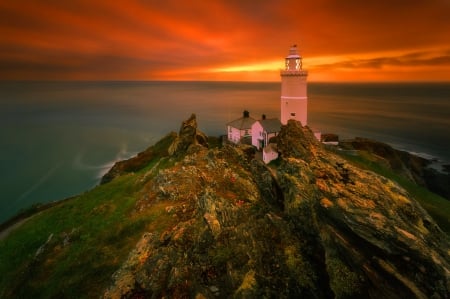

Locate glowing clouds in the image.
[0,1,450,81]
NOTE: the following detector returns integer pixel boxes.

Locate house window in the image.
[290,112,296,117]
[244,129,249,135]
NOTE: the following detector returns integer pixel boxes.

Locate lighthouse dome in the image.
[286,44,301,59]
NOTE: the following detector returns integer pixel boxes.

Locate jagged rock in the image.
[321,133,339,143]
[168,113,208,156]
[340,137,450,200]
[422,167,450,200]
[101,114,208,184]
[277,120,319,161]
[250,159,284,209]
[101,132,177,184]
[2,117,449,299]
[102,119,449,299]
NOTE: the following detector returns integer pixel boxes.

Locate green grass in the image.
[1,175,136,297]
[0,136,180,299]
[336,150,450,235]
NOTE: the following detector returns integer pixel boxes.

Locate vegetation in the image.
[326,257,362,299]
[1,118,448,298]
[0,136,179,299]
[336,150,450,235]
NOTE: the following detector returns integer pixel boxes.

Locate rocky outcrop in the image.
[100,133,176,184]
[101,114,208,185]
[103,118,449,299]
[340,137,450,200]
[2,115,448,298]
[168,113,209,156]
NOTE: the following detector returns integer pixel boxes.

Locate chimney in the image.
[262,114,266,120]
[243,110,250,118]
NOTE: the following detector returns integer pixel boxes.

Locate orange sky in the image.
[1,0,449,82]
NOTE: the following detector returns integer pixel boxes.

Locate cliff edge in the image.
[340,137,450,200]
[103,117,449,298]
[1,115,448,299]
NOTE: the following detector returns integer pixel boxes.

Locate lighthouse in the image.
[280,45,308,125]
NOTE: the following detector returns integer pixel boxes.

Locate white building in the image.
[226,110,257,144]
[280,45,308,126]
[263,143,278,164]
[251,116,282,150]
[225,45,312,163]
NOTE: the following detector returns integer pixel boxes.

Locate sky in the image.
[1,0,450,82]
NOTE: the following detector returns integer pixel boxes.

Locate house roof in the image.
[227,116,257,130]
[259,118,282,133]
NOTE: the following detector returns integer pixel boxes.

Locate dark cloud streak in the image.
[314,51,450,70]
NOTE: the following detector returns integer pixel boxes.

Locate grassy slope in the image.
[336,150,450,235]
[0,134,178,299]
[1,137,448,298]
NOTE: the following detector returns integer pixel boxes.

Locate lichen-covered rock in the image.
[3,116,449,299]
[102,119,449,299]
[100,132,177,184]
[340,137,450,200]
[168,113,208,156]
[276,120,319,162]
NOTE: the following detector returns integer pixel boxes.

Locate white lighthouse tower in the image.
[280,45,308,126]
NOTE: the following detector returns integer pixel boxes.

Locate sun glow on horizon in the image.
[1,2,449,82]
[198,46,450,82]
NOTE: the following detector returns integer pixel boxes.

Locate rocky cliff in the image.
[340,137,450,200]
[102,115,449,298]
[1,115,449,299]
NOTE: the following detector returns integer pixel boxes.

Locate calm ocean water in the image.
[1,81,449,222]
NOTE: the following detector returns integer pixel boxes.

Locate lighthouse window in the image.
[291,112,296,117]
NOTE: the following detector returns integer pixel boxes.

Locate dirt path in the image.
[0,217,31,241]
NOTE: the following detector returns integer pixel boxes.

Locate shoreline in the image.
[1,135,449,240]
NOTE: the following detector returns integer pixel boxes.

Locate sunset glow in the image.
[1,0,449,82]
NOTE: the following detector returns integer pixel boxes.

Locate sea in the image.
[1,81,449,223]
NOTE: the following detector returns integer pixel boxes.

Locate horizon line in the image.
[1,79,449,84]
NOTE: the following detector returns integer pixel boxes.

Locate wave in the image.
[406,151,438,161]
[72,143,137,180]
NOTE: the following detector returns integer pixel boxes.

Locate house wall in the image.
[251,122,263,149]
[263,148,278,164]
[227,126,241,144]
[228,126,251,144]
[251,122,280,150]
